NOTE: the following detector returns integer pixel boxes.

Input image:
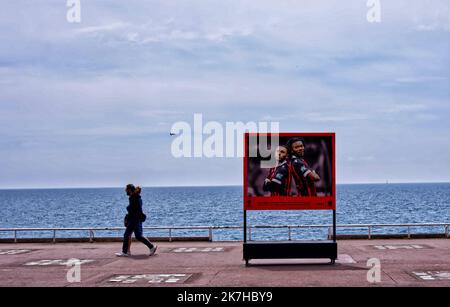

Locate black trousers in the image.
[122,219,154,253]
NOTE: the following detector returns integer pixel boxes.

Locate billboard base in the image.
[243,240,337,266]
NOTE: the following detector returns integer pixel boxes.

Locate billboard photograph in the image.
[244,133,335,210]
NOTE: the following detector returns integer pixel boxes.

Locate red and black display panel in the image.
[244,133,335,210]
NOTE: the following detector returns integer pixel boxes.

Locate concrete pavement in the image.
[0,239,449,287]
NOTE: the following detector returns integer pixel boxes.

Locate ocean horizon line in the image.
[1,181,450,190]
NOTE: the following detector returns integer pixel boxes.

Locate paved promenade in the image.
[0,239,449,287]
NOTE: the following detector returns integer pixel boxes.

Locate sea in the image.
[0,183,449,241]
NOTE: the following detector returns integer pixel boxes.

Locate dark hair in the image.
[126,184,136,192]
[286,137,305,153]
[126,184,141,195]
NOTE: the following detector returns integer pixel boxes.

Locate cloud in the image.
[1,0,450,186]
[382,104,428,114]
[75,22,129,34]
[303,113,368,122]
[395,76,448,83]
[413,2,450,32]
[347,156,375,162]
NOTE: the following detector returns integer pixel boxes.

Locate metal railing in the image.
[0,223,449,243]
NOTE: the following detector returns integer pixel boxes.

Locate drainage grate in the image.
[24,259,95,266]
[0,249,33,255]
[411,271,450,281]
[108,274,193,284]
[372,244,432,250]
[169,247,226,253]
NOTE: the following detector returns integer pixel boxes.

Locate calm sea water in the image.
[0,183,449,240]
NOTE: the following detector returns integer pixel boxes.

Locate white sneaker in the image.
[149,246,158,256]
[115,252,131,257]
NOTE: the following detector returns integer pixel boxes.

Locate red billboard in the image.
[244,133,336,210]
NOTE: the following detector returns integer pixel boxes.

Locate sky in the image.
[0,0,450,188]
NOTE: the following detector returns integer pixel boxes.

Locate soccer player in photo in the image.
[287,138,320,196]
[262,145,292,196]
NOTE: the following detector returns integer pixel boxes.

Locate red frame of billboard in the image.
[243,132,336,210]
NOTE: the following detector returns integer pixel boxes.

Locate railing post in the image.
[445,225,449,238]
[89,230,94,243]
[169,229,172,242]
[208,227,213,242]
[14,230,17,243]
[407,226,411,239]
[288,226,292,241]
[53,230,56,243]
[368,226,371,240]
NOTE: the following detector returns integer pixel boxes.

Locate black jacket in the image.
[126,194,144,220]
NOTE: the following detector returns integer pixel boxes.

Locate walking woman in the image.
[115,184,157,257]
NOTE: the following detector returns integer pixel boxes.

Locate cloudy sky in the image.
[1,0,449,188]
